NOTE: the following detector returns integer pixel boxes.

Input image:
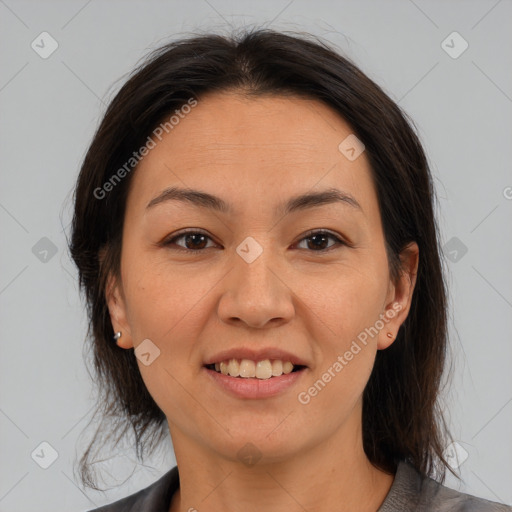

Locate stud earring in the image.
[386,332,394,339]
[113,331,122,341]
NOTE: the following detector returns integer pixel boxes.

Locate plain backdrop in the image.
[0,1,511,511]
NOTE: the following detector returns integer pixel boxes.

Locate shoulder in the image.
[85,466,179,512]
[379,461,512,512]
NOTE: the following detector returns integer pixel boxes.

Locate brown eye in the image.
[163,230,217,252]
[295,230,345,252]
[162,229,346,253]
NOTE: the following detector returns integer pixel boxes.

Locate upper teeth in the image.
[213,359,295,379]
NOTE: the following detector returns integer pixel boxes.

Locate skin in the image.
[106,91,419,512]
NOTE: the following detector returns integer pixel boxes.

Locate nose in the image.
[217,241,295,329]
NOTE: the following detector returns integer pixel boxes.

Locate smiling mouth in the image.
[204,359,307,380]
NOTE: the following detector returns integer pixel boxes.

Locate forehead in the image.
[127,92,377,218]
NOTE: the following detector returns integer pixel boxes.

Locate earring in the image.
[113,331,122,341]
[386,332,394,339]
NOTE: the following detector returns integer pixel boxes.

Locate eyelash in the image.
[162,229,347,254]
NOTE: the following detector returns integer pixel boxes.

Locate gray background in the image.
[1,0,511,510]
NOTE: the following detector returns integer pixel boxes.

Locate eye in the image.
[162,229,347,253]
[162,229,218,252]
[294,230,346,252]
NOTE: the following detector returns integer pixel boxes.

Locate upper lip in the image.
[204,347,309,367]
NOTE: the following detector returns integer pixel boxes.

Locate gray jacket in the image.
[87,461,512,511]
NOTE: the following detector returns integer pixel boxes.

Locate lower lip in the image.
[203,367,307,399]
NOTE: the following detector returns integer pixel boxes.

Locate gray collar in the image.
[89,461,511,511]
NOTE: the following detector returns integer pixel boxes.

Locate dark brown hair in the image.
[69,27,452,490]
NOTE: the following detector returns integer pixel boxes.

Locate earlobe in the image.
[377,242,419,350]
[376,305,401,350]
[105,272,134,350]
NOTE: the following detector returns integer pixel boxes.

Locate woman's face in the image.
[107,92,418,464]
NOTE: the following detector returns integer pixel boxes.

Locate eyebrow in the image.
[146,186,362,216]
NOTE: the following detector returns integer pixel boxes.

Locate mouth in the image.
[203,358,308,399]
[204,359,307,380]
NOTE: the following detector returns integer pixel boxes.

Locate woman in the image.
[70,28,511,511]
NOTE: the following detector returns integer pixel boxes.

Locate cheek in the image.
[297,262,388,348]
[120,256,217,400]
[122,270,209,428]
[122,256,214,343]
[294,261,385,406]
[296,346,376,439]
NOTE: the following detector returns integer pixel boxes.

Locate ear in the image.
[105,268,134,350]
[377,242,419,350]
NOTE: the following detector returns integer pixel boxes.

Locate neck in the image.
[167,411,395,512]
